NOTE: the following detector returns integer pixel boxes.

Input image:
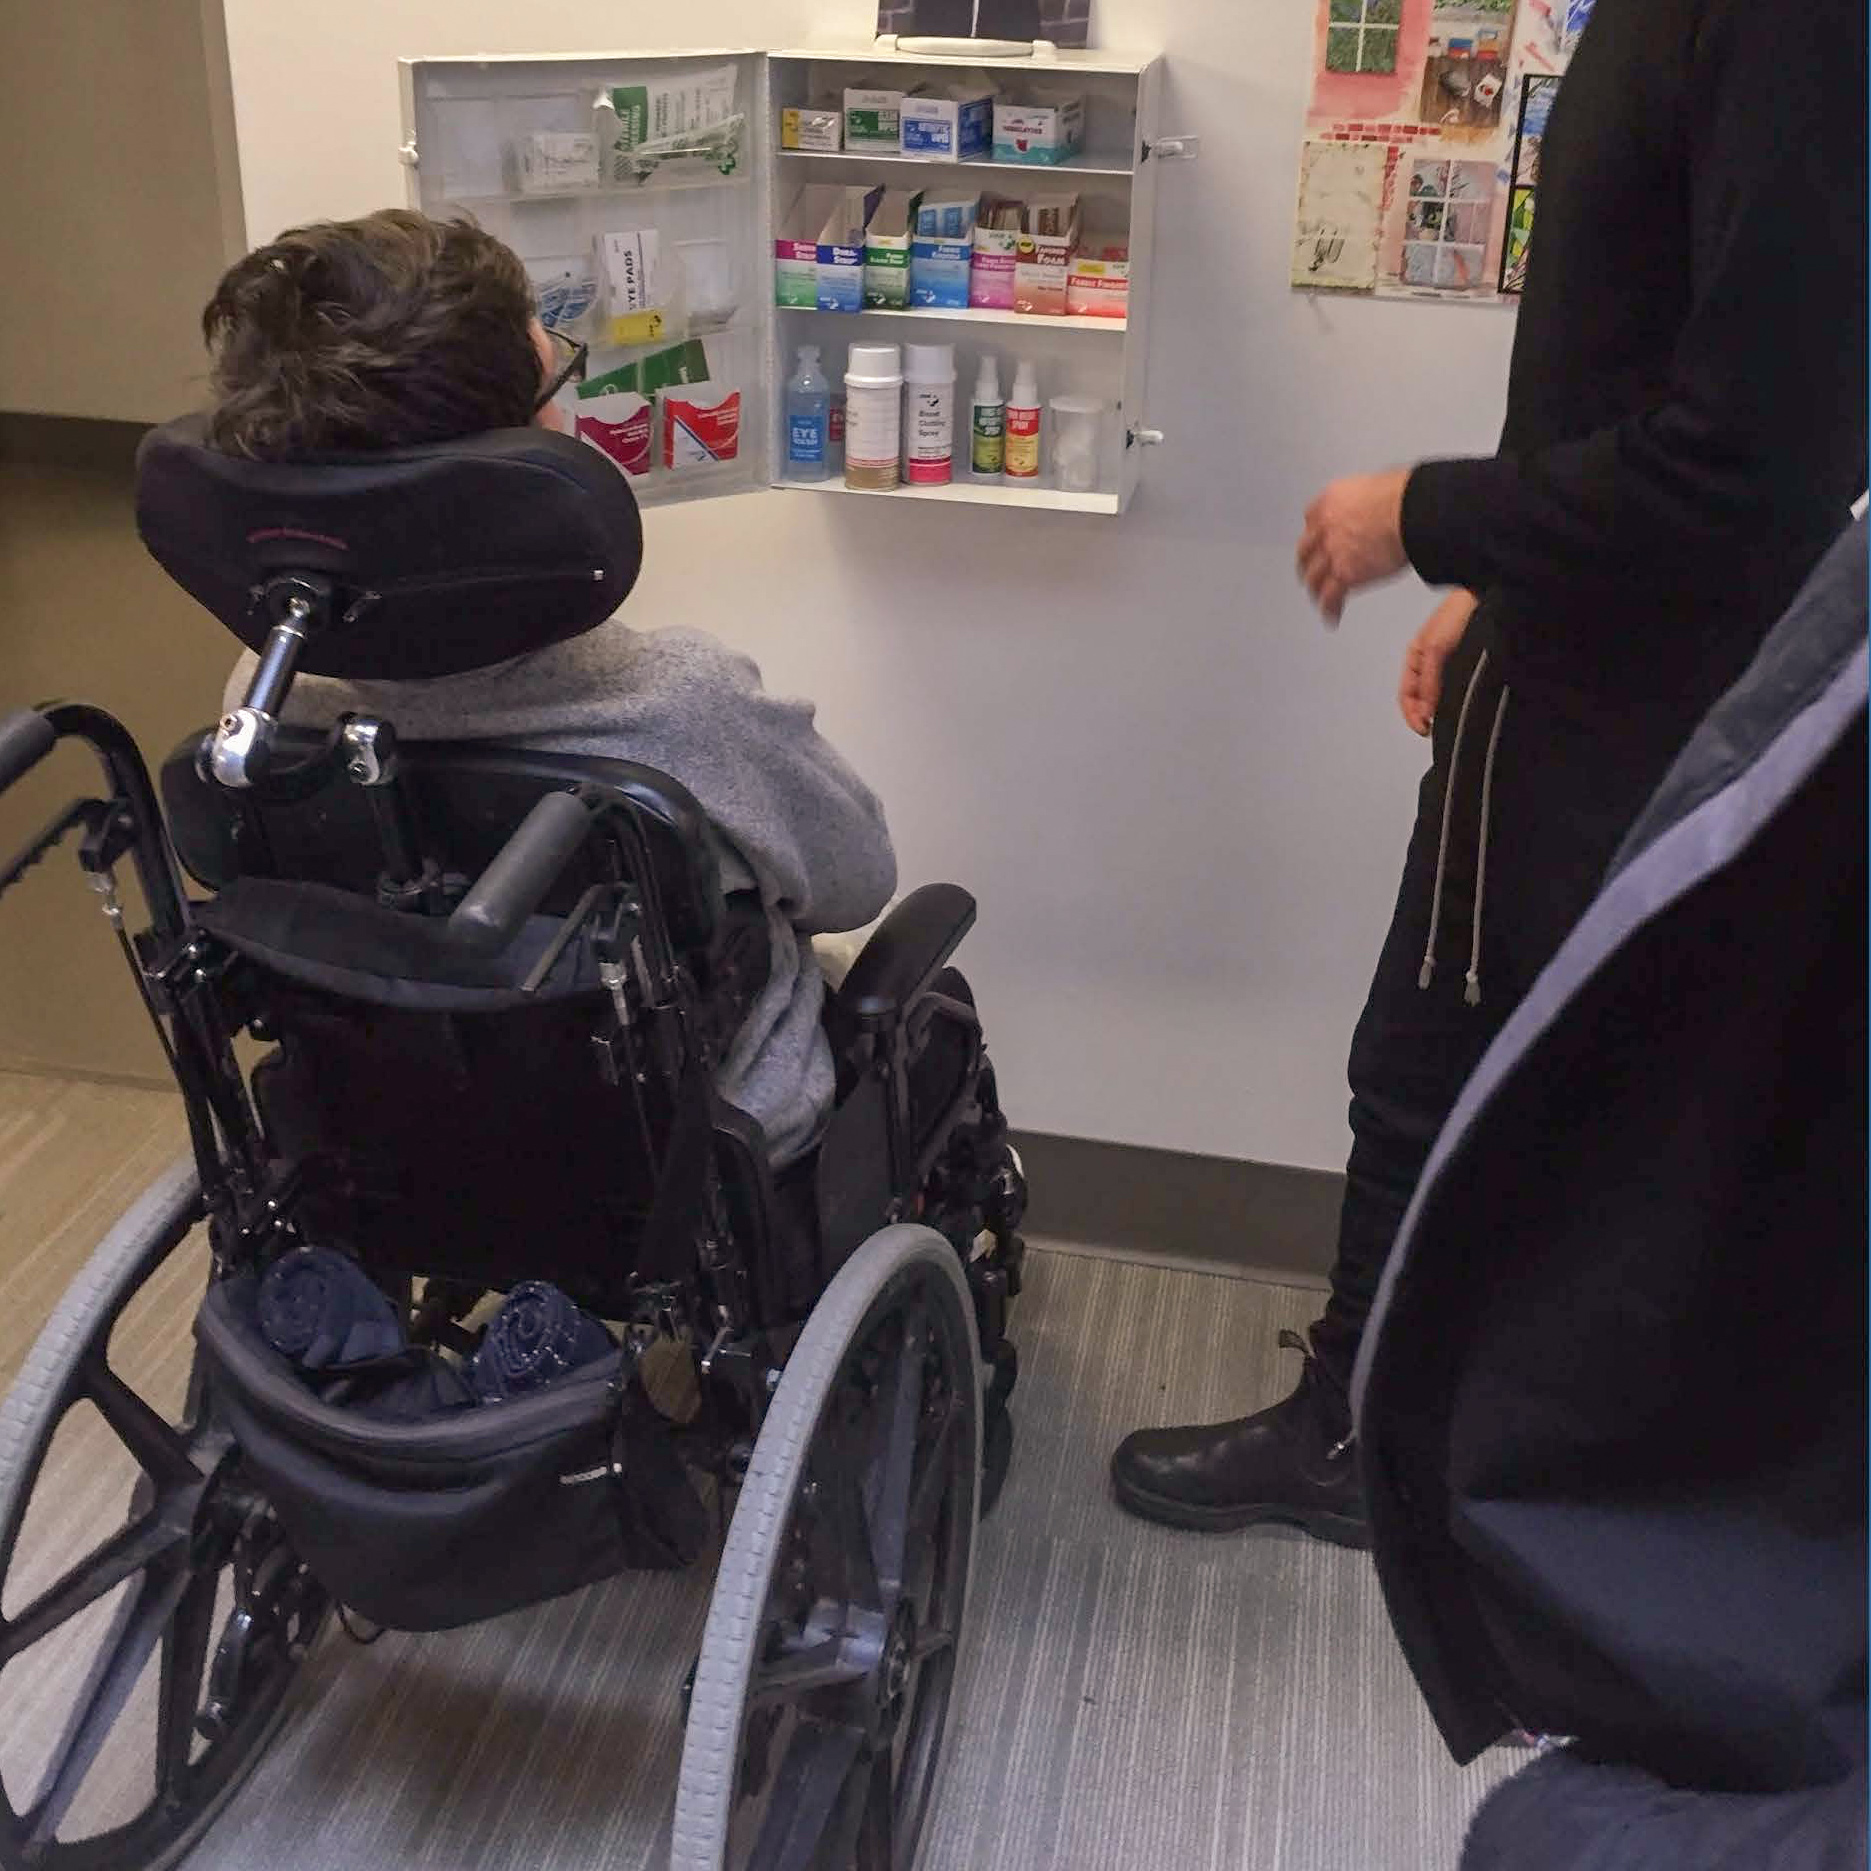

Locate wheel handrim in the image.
[725,1263,976,1871]
[0,1222,325,1870]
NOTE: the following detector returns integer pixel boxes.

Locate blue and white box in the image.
[910,237,973,308]
[810,184,883,313]
[901,89,994,161]
[913,193,981,241]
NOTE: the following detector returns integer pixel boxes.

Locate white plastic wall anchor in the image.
[1143,134,1201,162]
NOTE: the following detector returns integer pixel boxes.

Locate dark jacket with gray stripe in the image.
[1354,522,1868,1868]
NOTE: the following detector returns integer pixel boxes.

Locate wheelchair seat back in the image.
[163,731,773,1313]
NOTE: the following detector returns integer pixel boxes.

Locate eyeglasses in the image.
[535,326,588,412]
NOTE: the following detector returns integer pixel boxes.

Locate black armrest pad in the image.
[834,883,976,1028]
[0,709,54,794]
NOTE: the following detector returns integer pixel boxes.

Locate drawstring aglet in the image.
[1465,971,1481,1007]
[1418,959,1435,990]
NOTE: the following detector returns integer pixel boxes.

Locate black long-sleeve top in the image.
[1401,0,1867,730]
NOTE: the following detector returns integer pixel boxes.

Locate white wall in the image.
[218,0,1513,1173]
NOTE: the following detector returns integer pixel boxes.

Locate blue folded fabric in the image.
[258,1246,409,1372]
[472,1282,614,1404]
[323,1355,476,1422]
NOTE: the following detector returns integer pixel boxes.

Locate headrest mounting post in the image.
[210,576,332,790]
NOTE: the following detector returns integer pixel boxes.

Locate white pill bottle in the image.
[844,343,904,491]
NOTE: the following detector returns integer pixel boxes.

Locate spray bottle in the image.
[970,356,1006,478]
[1004,361,1042,481]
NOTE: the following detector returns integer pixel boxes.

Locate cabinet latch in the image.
[1142,134,1201,163]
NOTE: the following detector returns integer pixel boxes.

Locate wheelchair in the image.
[0,419,1027,1871]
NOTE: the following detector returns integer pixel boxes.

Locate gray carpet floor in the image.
[0,1071,1508,1869]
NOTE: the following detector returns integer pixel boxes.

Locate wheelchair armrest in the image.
[832,883,976,1033]
[0,709,55,795]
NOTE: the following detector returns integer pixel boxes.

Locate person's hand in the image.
[1398,589,1479,736]
[1297,468,1412,622]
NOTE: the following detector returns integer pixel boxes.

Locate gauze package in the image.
[596,66,744,183]
[527,256,600,340]
[510,133,601,194]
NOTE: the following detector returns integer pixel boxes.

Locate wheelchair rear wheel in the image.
[0,1159,327,1871]
[673,1225,981,1871]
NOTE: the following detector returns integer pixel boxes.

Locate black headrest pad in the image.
[134,414,643,681]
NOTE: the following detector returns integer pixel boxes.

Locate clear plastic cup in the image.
[1048,395,1105,493]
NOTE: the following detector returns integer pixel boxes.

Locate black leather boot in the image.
[1109,1330,1370,1548]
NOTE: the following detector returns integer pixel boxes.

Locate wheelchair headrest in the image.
[134,414,643,681]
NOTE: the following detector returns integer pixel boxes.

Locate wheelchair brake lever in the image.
[0,798,112,901]
[520,883,608,994]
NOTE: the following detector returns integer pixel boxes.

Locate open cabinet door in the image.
[400,49,774,510]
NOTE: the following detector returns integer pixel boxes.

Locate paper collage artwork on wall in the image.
[1292,141,1385,289]
[1291,0,1592,305]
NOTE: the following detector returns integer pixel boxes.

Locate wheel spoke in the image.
[857,1751,895,1871]
[814,1428,882,1617]
[864,1309,928,1604]
[905,1394,960,1556]
[25,1561,193,1846]
[0,1509,194,1668]
[155,1568,220,1800]
[83,1360,200,1490]
[747,1635,871,1710]
[744,1717,865,1871]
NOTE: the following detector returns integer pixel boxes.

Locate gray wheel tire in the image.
[670,1224,982,1871]
[0,1155,310,1871]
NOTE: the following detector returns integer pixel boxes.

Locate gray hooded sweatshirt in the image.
[226,619,897,1164]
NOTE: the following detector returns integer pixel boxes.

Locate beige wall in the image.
[0,417,235,1081]
[0,0,242,421]
[0,0,242,1079]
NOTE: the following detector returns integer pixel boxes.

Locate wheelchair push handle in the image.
[448,788,595,955]
[0,709,56,795]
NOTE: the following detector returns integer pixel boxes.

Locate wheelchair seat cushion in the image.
[135,414,643,679]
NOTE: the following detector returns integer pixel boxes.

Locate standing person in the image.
[1111,0,1866,1544]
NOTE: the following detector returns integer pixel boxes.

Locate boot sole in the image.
[1110,1467,1373,1550]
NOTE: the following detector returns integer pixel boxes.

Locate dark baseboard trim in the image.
[1009,1130,1342,1288]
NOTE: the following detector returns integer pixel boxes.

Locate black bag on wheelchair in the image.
[194,1270,709,1633]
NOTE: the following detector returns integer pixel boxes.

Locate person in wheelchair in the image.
[204,208,893,1169]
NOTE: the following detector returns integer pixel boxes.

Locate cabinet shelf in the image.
[775,147,1135,182]
[777,303,1123,333]
[449,174,752,208]
[779,477,1120,514]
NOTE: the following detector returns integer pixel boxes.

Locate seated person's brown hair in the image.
[201,209,542,459]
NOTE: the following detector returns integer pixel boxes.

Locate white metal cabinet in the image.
[399,44,1169,516]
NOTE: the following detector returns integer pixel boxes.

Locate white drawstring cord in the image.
[1420,651,1491,991]
[1465,687,1512,1006]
